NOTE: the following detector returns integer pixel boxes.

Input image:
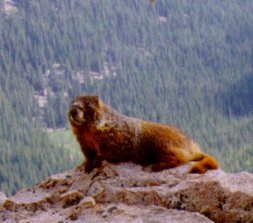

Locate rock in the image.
[0,162,253,222]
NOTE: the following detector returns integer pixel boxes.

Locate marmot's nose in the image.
[70,109,78,118]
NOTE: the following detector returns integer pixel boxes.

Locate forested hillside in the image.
[0,0,253,195]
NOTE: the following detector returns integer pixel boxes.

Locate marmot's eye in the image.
[86,101,92,108]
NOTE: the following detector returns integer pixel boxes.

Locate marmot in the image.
[68,95,218,174]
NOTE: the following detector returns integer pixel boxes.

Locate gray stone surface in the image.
[1,162,253,222]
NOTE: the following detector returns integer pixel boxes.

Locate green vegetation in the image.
[0,0,253,195]
[47,128,82,163]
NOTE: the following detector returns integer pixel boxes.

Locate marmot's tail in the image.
[190,153,219,174]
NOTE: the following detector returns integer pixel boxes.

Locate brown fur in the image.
[68,95,218,174]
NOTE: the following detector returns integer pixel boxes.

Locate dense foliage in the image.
[0,0,253,195]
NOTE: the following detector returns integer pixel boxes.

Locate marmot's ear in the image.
[93,95,99,105]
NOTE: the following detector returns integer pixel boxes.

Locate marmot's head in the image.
[68,95,102,126]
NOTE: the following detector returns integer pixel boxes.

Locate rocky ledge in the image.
[0,162,253,223]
